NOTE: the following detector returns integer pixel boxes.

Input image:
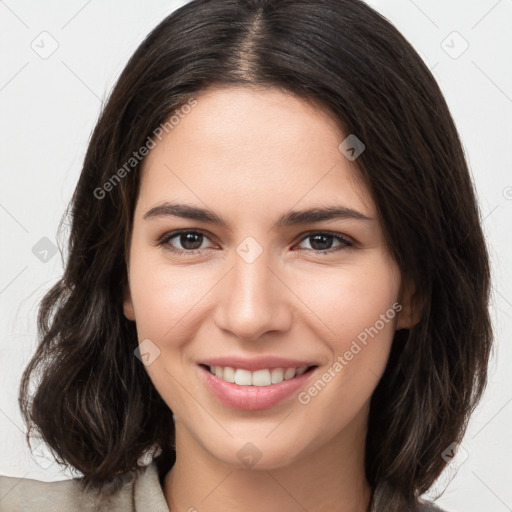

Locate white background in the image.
[0,1,511,511]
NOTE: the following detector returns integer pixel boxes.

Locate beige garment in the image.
[0,462,170,512]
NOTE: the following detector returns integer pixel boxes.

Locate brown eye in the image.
[159,230,214,255]
[296,232,353,253]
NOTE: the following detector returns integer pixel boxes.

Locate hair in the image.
[18,0,492,510]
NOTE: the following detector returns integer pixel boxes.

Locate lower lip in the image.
[197,365,317,411]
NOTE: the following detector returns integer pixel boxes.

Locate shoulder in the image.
[0,462,170,512]
[0,471,134,512]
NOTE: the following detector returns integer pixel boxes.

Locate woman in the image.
[0,0,492,511]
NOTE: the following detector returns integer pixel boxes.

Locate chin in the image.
[204,437,305,471]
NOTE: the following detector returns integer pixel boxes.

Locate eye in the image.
[158,229,215,255]
[294,231,353,254]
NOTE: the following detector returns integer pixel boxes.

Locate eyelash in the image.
[157,229,354,256]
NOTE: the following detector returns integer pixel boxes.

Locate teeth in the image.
[209,365,310,386]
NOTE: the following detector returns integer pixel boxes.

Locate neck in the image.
[163,409,372,512]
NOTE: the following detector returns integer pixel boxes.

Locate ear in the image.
[123,282,136,321]
[396,279,422,330]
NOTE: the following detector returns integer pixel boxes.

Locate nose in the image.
[213,248,293,342]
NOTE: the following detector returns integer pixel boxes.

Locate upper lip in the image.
[199,356,319,372]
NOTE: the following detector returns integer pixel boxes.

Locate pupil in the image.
[181,233,202,250]
[310,234,332,251]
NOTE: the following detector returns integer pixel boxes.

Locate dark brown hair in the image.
[18,0,492,510]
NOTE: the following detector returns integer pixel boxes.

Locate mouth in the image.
[199,364,318,386]
[197,363,319,410]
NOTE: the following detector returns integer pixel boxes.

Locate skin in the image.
[123,85,416,512]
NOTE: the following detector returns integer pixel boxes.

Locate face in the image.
[123,85,411,470]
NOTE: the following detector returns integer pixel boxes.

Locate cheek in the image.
[129,259,215,340]
[127,257,217,406]
[290,259,400,436]
[292,254,400,378]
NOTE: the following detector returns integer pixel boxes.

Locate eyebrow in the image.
[143,202,372,227]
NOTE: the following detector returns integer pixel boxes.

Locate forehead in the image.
[137,85,375,219]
